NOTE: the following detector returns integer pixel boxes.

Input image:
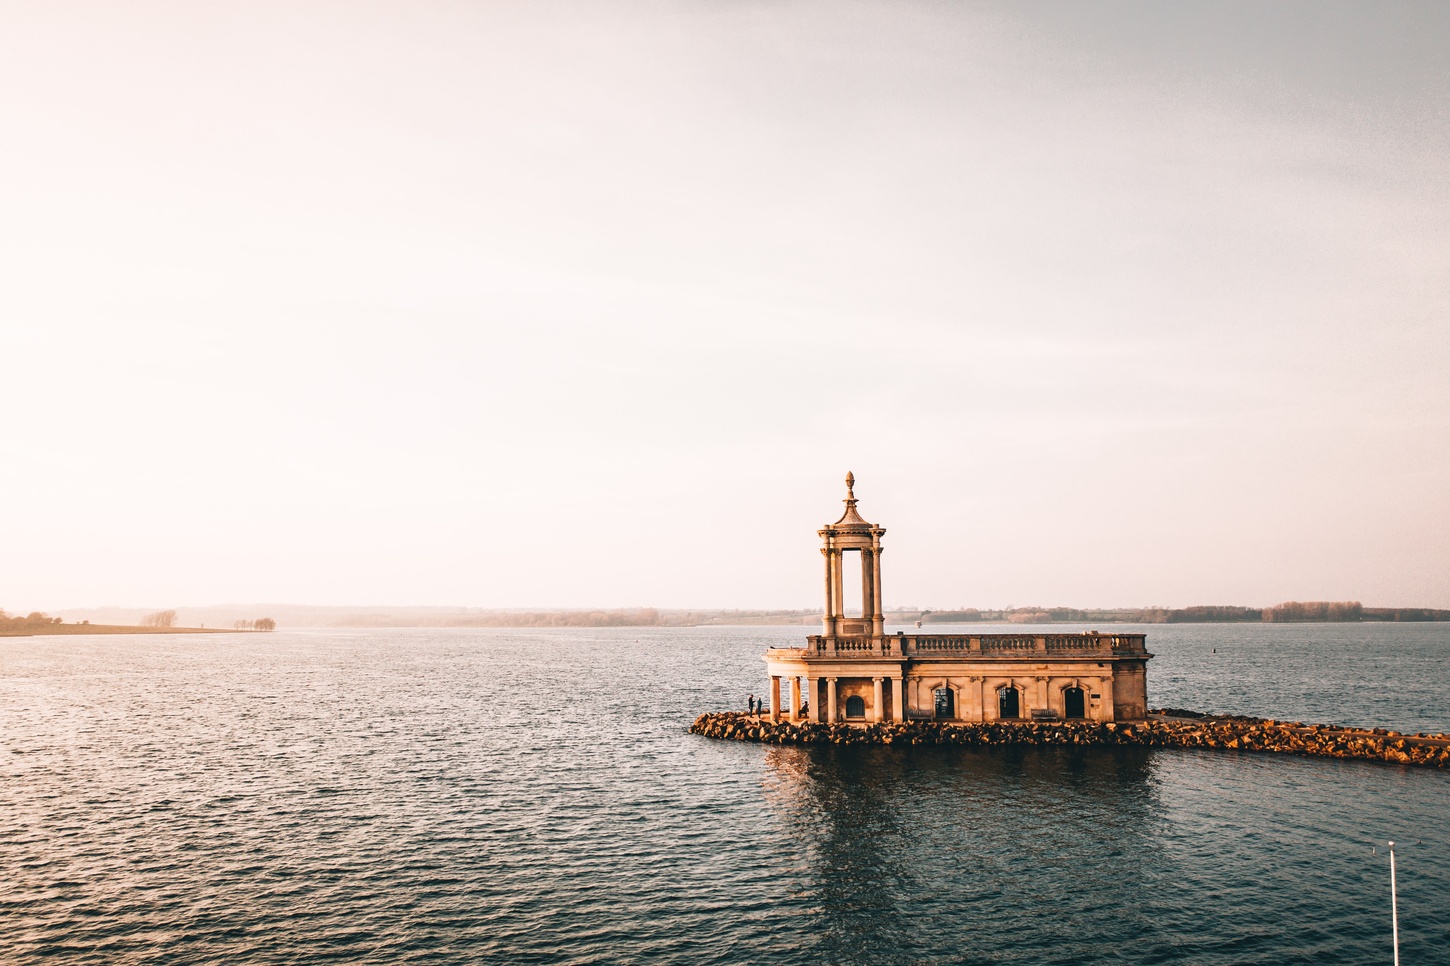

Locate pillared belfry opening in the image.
[819,471,887,642]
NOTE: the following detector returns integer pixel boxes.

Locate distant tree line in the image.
[1261,601,1363,622]
[337,608,663,628]
[1166,606,1264,623]
[141,609,177,628]
[0,609,64,629]
[1263,601,1450,623]
[918,602,1450,624]
[234,618,277,631]
[492,608,659,627]
[1361,607,1450,622]
[329,608,831,628]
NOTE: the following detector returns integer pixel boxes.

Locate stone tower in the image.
[818,472,887,644]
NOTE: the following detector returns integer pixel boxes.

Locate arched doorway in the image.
[934,687,954,719]
[998,687,1020,719]
[1064,687,1086,719]
[845,695,866,719]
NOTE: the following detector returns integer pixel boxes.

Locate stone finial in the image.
[828,470,874,529]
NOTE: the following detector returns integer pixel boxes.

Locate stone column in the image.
[827,677,838,723]
[860,550,874,622]
[891,677,904,722]
[830,550,844,624]
[872,677,884,723]
[789,676,800,721]
[803,676,815,722]
[821,547,836,638]
[871,543,885,638]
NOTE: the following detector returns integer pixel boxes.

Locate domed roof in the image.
[827,471,877,531]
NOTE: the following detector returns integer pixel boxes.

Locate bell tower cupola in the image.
[819,472,887,641]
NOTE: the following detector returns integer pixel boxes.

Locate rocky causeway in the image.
[690,709,1450,768]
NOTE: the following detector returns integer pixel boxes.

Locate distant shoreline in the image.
[22,601,1450,632]
[0,624,246,638]
[324,602,1450,628]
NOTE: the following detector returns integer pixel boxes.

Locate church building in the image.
[763,474,1152,724]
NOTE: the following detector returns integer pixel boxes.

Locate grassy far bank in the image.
[2,623,233,637]
[1,609,269,637]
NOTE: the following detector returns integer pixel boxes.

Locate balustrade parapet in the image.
[793,632,1147,661]
[904,632,1147,657]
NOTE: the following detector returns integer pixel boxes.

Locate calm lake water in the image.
[1,623,1446,964]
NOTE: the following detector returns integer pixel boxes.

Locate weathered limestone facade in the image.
[764,474,1152,725]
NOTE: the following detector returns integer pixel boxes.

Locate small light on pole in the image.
[1388,840,1399,966]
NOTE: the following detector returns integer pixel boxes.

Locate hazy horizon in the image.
[26,596,1450,619]
[28,599,1450,632]
[4,2,1447,611]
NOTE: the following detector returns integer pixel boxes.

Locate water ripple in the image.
[0,624,1446,964]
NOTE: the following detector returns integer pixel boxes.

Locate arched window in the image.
[1064,687,1086,719]
[998,687,1020,719]
[934,687,954,719]
[845,695,866,719]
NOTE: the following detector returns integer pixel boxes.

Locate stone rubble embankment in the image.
[689,710,1450,768]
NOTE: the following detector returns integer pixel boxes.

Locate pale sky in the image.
[2,1,1447,611]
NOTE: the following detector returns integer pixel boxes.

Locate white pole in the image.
[1388,840,1399,966]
